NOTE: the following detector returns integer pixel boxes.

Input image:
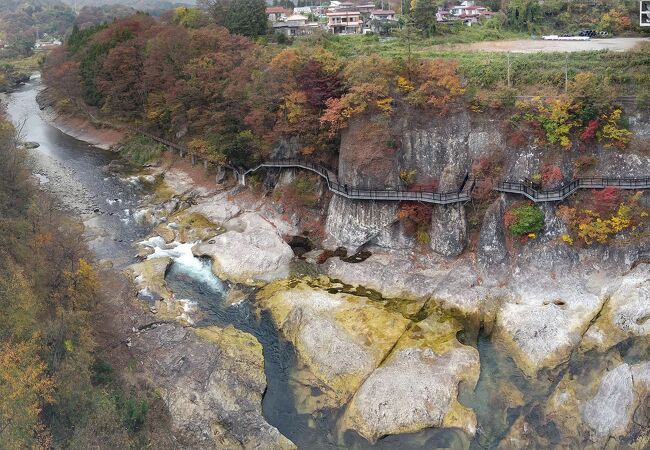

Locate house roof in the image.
[266,6,291,14]
[371,9,395,14]
[326,10,360,16]
[286,14,308,20]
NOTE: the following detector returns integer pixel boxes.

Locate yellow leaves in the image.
[62,259,99,311]
[396,76,414,94]
[0,339,54,450]
[320,83,392,135]
[574,203,633,245]
[399,168,417,185]
[301,145,315,156]
[561,234,574,245]
[599,109,632,149]
[64,339,74,353]
[376,97,393,115]
[282,91,308,125]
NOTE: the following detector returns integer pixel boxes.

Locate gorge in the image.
[6,67,650,448]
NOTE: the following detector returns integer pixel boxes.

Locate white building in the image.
[266,6,291,22]
[326,11,363,34]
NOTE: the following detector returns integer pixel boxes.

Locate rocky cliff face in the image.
[324,107,650,256]
[325,111,504,255]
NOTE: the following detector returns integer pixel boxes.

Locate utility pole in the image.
[564,53,568,93]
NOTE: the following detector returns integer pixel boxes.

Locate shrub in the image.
[508,131,527,147]
[398,202,433,236]
[399,168,417,186]
[592,187,620,211]
[579,119,599,143]
[573,155,597,175]
[599,109,632,150]
[121,397,148,432]
[505,203,544,236]
[120,134,164,164]
[541,164,563,187]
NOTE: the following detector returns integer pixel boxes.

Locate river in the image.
[4,76,542,450]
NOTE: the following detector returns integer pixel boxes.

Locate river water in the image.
[5,76,150,265]
[5,77,540,450]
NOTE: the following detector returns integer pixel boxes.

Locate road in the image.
[447,37,649,53]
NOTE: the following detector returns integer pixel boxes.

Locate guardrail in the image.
[243,159,474,205]
[495,177,650,202]
[129,128,650,206]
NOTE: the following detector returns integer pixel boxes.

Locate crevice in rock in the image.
[137,320,175,332]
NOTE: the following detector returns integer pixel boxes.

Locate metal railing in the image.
[496,177,650,202]
[243,158,474,204]
[131,128,650,205]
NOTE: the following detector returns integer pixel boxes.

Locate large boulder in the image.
[339,312,479,442]
[493,268,605,378]
[542,358,650,449]
[505,360,650,449]
[130,323,295,449]
[193,212,293,284]
[324,251,489,319]
[256,278,410,412]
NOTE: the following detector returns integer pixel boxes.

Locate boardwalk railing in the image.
[496,177,650,202]
[130,127,650,205]
[243,159,474,205]
[130,127,473,204]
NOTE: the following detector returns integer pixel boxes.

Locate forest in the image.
[42,10,649,170]
[0,108,153,448]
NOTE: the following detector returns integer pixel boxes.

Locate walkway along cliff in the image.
[133,127,650,204]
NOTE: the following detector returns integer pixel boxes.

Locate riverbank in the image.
[37,84,125,150]
[7,78,298,449]
[26,71,650,449]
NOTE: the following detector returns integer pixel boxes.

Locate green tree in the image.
[224,0,268,37]
[411,0,437,37]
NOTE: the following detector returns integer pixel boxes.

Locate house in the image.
[449,1,488,17]
[266,6,291,22]
[34,39,62,49]
[293,6,312,15]
[370,9,395,21]
[368,9,397,33]
[328,2,355,12]
[444,1,491,25]
[273,14,321,36]
[326,11,363,34]
[357,3,377,13]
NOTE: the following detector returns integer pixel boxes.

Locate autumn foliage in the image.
[44,21,466,167]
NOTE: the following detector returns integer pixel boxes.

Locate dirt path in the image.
[445,37,649,53]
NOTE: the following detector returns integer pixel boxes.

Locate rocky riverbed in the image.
[9,75,650,449]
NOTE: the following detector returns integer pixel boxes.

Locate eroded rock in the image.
[430,203,467,257]
[339,312,479,442]
[256,278,410,412]
[581,263,650,352]
[477,196,509,276]
[193,212,293,284]
[130,324,295,449]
